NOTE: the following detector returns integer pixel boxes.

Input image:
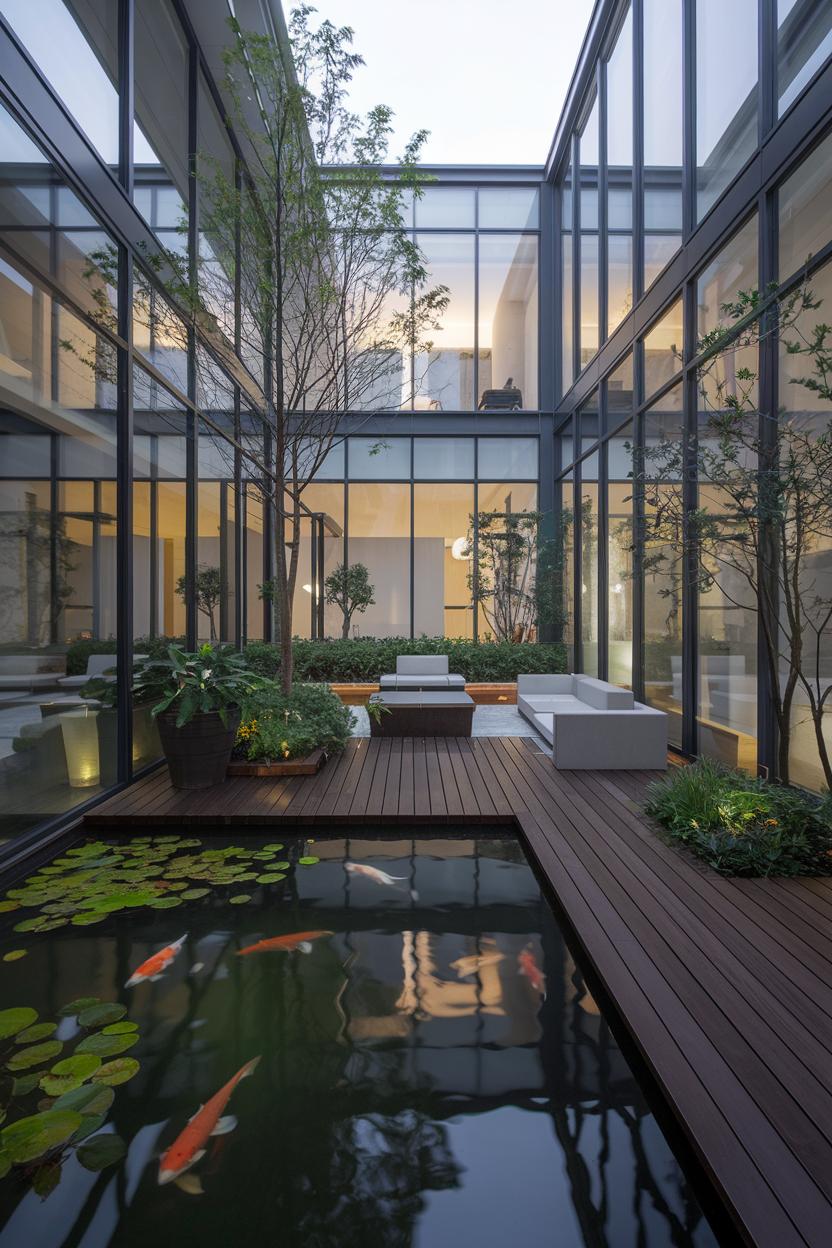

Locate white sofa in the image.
[379,655,466,692]
[58,653,117,689]
[0,655,65,693]
[517,673,667,770]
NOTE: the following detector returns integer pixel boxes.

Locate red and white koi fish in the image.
[346,862,409,888]
[126,935,187,988]
[236,930,332,957]
[158,1056,260,1185]
[518,947,546,997]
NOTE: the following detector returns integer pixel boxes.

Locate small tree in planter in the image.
[134,645,264,789]
[324,562,375,639]
[468,507,543,642]
[176,566,222,642]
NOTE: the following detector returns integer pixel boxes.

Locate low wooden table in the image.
[368,691,475,737]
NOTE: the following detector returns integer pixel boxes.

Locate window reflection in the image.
[779,130,832,281]
[478,235,538,409]
[561,162,574,394]
[608,422,634,688]
[413,234,475,411]
[643,300,684,402]
[414,484,474,638]
[778,0,832,117]
[696,0,758,220]
[643,0,683,288]
[696,216,758,340]
[606,5,633,335]
[347,484,410,637]
[579,97,600,366]
[134,0,189,239]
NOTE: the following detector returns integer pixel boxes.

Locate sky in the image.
[305,0,597,165]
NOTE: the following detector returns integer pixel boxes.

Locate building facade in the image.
[0,0,830,852]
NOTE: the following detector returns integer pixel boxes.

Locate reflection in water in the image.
[0,834,719,1247]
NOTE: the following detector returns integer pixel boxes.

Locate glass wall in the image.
[696,0,758,221]
[608,422,634,687]
[643,0,683,287]
[478,235,538,409]
[413,485,474,638]
[579,97,600,366]
[778,0,832,117]
[606,5,633,336]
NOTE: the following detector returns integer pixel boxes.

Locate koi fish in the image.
[236,930,332,957]
[158,1055,260,1185]
[450,950,504,979]
[126,935,187,988]
[346,862,415,896]
[518,947,546,997]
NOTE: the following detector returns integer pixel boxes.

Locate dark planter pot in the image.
[157,708,241,790]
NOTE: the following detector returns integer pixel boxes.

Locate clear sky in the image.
[307,0,597,165]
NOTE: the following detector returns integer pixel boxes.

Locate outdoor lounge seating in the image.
[0,655,65,693]
[368,690,474,736]
[517,673,667,769]
[57,654,117,690]
[379,655,466,692]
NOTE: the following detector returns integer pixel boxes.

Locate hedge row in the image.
[67,636,566,682]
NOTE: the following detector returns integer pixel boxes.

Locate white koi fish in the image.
[345,861,419,900]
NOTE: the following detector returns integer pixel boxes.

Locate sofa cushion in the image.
[574,676,634,710]
[392,674,450,689]
[446,674,466,689]
[396,655,448,675]
[516,673,575,695]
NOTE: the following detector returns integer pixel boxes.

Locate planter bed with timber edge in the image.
[227,748,326,777]
[331,682,516,705]
[368,691,475,737]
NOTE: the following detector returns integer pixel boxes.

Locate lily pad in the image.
[0,1150,10,1178]
[12,1073,41,1096]
[263,844,284,851]
[71,913,108,927]
[3,950,27,963]
[1,1109,83,1164]
[76,1133,127,1171]
[31,1160,61,1198]
[90,1057,139,1087]
[229,894,251,905]
[58,998,100,1018]
[6,1040,63,1071]
[53,1082,113,1116]
[76,1032,138,1058]
[298,856,320,866]
[39,1054,102,1097]
[181,889,209,900]
[0,901,20,913]
[101,1021,138,1036]
[78,1003,126,1029]
[256,873,287,884]
[0,1008,38,1040]
[149,897,182,910]
[15,1023,57,1044]
[12,918,46,934]
[70,1111,106,1144]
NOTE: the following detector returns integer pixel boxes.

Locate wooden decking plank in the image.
[424,740,447,819]
[444,737,485,816]
[348,738,384,817]
[459,738,513,817]
[412,738,432,819]
[365,736,392,819]
[434,738,464,818]
[381,738,403,818]
[398,739,415,817]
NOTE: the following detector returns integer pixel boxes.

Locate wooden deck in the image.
[85,736,832,1248]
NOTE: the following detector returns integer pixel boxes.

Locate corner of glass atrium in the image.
[0,0,831,848]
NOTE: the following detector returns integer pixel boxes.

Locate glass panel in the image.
[348,438,410,479]
[475,483,539,642]
[292,483,345,640]
[696,216,758,340]
[643,0,683,283]
[347,484,410,637]
[478,187,539,229]
[580,451,599,676]
[477,235,538,409]
[642,386,684,748]
[413,438,474,479]
[0,255,118,838]
[696,0,758,220]
[607,353,634,429]
[778,257,832,790]
[133,0,189,238]
[579,391,600,445]
[579,96,600,367]
[562,167,574,394]
[478,438,538,479]
[606,5,633,336]
[132,264,188,396]
[413,235,475,410]
[778,0,832,116]
[779,130,832,282]
[608,421,634,687]
[555,477,575,668]
[414,188,475,229]
[0,0,119,164]
[643,299,684,401]
[197,73,236,346]
[244,484,265,642]
[413,484,474,638]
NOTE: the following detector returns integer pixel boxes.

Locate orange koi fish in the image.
[126,935,187,988]
[236,930,332,957]
[518,947,546,996]
[158,1056,260,1185]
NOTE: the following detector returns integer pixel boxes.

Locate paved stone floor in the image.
[349,702,548,745]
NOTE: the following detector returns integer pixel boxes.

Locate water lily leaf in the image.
[0,1008,38,1040]
[3,950,27,962]
[31,1160,62,1198]
[149,897,182,910]
[12,918,45,934]
[39,1054,102,1096]
[29,917,68,933]
[263,844,284,851]
[78,1003,126,1029]
[77,1133,127,1171]
[15,1023,57,1044]
[91,1057,139,1087]
[102,1021,138,1037]
[298,856,320,866]
[71,913,108,927]
[0,1149,10,1178]
[76,1032,138,1058]
[181,889,209,900]
[229,894,251,905]
[54,1082,113,1116]
[70,1111,106,1144]
[256,873,286,884]
[1,1109,83,1164]
[0,901,20,913]
[58,998,100,1018]
[272,862,291,871]
[6,1040,63,1071]
[12,1073,41,1096]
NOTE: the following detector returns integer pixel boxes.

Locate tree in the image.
[468,504,543,642]
[639,279,832,786]
[324,561,375,638]
[176,565,222,642]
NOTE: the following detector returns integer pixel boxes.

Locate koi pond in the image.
[0,831,719,1246]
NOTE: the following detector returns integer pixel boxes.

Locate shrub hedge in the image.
[68,636,566,682]
[236,681,354,762]
[645,759,832,877]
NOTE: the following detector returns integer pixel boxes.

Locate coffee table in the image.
[368,691,475,737]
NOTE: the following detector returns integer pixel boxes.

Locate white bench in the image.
[58,653,117,689]
[0,655,65,692]
[379,655,466,692]
[517,673,667,770]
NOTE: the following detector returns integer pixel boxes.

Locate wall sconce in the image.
[451,537,471,561]
[60,707,100,789]
[302,583,321,598]
[612,583,624,594]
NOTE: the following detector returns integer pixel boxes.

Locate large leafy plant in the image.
[235,682,354,762]
[136,645,264,728]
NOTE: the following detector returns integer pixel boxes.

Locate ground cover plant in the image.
[645,759,832,876]
[235,682,355,762]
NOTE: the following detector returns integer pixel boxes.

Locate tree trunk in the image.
[341,611,350,640]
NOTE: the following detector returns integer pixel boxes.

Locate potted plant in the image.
[135,645,264,789]
[229,681,354,776]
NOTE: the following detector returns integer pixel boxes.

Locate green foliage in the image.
[468,509,543,642]
[324,563,376,639]
[136,644,265,728]
[67,636,184,677]
[176,565,222,641]
[645,760,832,876]
[242,637,566,683]
[236,681,354,762]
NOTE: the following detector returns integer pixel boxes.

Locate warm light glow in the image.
[451,536,471,561]
[60,708,100,789]
[612,582,624,594]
